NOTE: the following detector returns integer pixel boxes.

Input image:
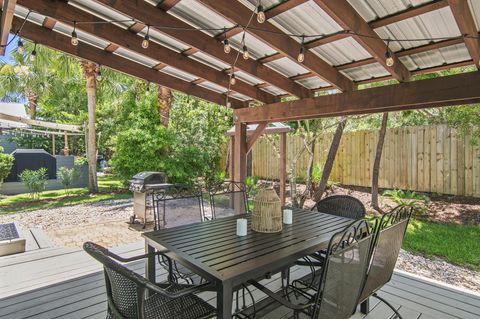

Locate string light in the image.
[96,65,102,81]
[17,38,25,54]
[385,41,394,67]
[29,43,36,62]
[223,38,231,54]
[146,81,150,92]
[297,36,305,63]
[230,73,236,85]
[142,25,150,49]
[242,45,249,60]
[71,21,79,46]
[257,2,266,24]
[226,100,232,108]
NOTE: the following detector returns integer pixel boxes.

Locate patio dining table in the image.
[142,208,356,319]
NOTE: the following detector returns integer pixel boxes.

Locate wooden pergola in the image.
[1,0,479,211]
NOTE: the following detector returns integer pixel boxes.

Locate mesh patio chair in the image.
[357,206,413,319]
[83,242,215,319]
[248,219,374,319]
[205,180,248,220]
[312,195,366,220]
[151,184,205,284]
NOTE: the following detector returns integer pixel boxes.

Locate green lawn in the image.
[0,175,131,214]
[403,219,480,271]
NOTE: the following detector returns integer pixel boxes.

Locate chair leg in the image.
[372,293,403,319]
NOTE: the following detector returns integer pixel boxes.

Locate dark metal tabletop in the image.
[142,208,353,286]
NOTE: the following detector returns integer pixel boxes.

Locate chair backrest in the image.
[84,242,149,319]
[358,206,412,303]
[151,184,205,229]
[315,195,366,220]
[206,180,248,219]
[312,219,374,319]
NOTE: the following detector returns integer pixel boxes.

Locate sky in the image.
[1,34,18,64]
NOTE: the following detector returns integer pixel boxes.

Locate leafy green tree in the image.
[0,146,14,187]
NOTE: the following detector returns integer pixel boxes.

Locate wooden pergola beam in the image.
[0,0,16,55]
[198,0,355,92]
[157,0,180,11]
[265,0,309,19]
[447,0,480,69]
[96,0,310,98]
[304,31,351,49]
[11,17,246,108]
[369,0,449,29]
[19,0,277,105]
[246,122,268,153]
[314,0,411,82]
[234,71,480,123]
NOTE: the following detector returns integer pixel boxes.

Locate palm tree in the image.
[81,60,99,193]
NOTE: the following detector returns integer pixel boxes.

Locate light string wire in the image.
[0,10,31,48]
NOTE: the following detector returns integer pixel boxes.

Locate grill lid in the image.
[129,171,167,192]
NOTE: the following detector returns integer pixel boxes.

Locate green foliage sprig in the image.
[383,189,430,217]
[57,167,80,195]
[19,168,48,200]
[0,146,13,187]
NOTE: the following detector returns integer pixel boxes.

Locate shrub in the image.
[19,168,48,200]
[57,167,80,195]
[0,146,13,187]
[245,176,260,199]
[383,189,430,217]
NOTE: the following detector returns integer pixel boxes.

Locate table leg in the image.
[217,281,233,319]
[360,298,370,314]
[145,242,156,283]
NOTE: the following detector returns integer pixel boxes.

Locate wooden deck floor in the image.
[0,242,479,319]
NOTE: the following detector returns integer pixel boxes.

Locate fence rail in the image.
[252,125,480,197]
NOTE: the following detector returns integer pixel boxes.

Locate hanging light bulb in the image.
[223,38,231,54]
[142,25,150,49]
[146,81,150,92]
[242,45,249,60]
[71,21,79,46]
[29,43,37,62]
[230,73,236,85]
[385,40,394,67]
[297,36,305,63]
[257,3,266,24]
[226,100,232,108]
[96,66,102,81]
[17,38,25,54]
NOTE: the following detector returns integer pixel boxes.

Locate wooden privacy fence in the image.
[252,125,480,197]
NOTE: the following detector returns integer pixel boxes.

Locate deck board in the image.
[0,241,478,319]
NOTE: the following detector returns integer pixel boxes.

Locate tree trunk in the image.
[312,117,347,202]
[25,90,38,119]
[81,61,99,193]
[157,86,173,127]
[371,112,389,213]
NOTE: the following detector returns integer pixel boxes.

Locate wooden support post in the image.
[51,134,55,155]
[234,122,247,214]
[279,132,287,206]
[229,135,235,209]
[63,131,69,155]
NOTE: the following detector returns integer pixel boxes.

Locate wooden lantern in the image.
[251,188,282,233]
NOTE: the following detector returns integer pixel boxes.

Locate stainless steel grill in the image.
[129,172,169,227]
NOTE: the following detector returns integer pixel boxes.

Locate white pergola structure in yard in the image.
[0,0,479,212]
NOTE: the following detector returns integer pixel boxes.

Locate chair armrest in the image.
[145,281,214,299]
[247,280,313,311]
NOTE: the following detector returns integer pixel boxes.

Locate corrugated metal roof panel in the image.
[229,32,278,60]
[468,0,480,31]
[114,47,160,67]
[347,0,432,23]
[340,62,390,81]
[265,57,310,77]
[54,22,110,50]
[375,7,461,52]
[189,52,230,71]
[15,5,46,26]
[69,0,135,29]
[168,0,234,37]
[400,43,471,70]
[235,71,264,86]
[160,65,198,82]
[198,81,228,93]
[230,92,251,101]
[270,0,343,43]
[310,37,372,66]
[260,85,288,96]
[295,76,330,89]
[137,28,190,53]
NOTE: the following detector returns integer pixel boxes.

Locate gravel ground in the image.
[1,198,478,293]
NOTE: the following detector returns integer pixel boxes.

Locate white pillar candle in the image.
[283,209,293,224]
[236,218,248,236]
